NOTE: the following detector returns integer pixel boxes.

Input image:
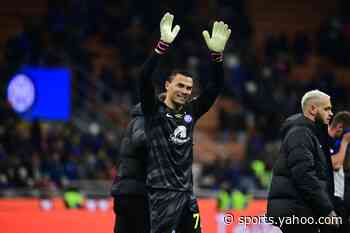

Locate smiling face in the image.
[165,73,193,107]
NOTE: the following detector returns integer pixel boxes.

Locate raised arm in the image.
[140,12,180,115]
[139,51,161,115]
[193,21,231,119]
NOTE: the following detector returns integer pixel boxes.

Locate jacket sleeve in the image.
[286,127,334,217]
[139,52,161,115]
[192,61,224,120]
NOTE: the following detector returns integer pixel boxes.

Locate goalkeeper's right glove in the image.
[155,12,181,54]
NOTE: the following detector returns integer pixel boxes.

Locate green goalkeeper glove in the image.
[202,21,231,53]
[160,12,181,44]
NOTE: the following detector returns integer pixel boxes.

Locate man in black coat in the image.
[110,103,149,233]
[267,90,339,233]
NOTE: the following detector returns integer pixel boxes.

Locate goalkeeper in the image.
[139,12,231,233]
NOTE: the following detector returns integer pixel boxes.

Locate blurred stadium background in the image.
[1,0,350,232]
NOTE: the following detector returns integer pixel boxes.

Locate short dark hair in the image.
[167,70,193,82]
[331,111,350,129]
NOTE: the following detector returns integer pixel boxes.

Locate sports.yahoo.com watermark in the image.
[222,213,342,228]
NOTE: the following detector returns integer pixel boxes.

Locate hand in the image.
[159,12,180,44]
[327,210,340,227]
[342,132,350,143]
[202,21,231,52]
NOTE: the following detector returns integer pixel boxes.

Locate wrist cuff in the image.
[155,40,170,55]
[211,52,223,62]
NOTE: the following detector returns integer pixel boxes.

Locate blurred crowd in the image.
[0,115,118,191]
[318,0,350,66]
[1,0,350,194]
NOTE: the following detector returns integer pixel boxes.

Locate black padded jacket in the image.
[267,113,335,218]
[110,103,148,196]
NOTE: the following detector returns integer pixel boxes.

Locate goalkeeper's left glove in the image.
[202,21,231,53]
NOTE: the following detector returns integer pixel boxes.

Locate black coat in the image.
[110,103,148,196]
[267,114,335,218]
[344,172,350,210]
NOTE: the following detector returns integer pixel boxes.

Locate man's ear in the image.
[165,80,170,91]
[310,104,318,116]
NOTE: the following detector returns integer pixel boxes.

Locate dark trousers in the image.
[279,222,343,233]
[333,196,349,233]
[113,194,149,233]
[148,189,201,233]
[280,223,319,233]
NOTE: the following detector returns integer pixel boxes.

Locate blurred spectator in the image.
[293,31,312,64]
[63,186,84,209]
